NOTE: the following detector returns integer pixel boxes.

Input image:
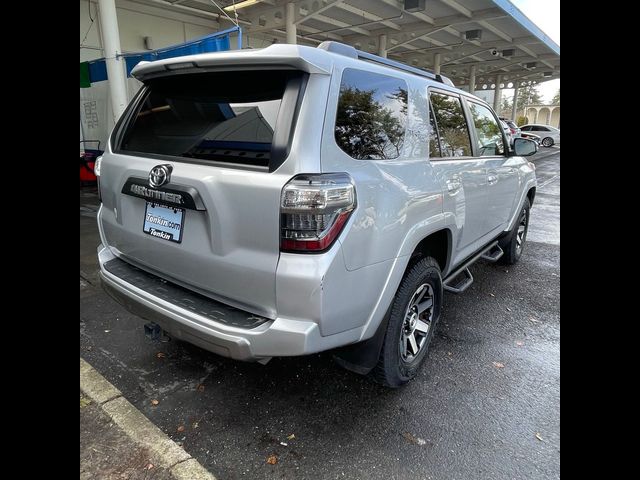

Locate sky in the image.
[506,0,560,103]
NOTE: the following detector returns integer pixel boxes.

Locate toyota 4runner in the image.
[95,41,537,387]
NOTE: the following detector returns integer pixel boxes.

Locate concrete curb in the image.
[80,358,216,480]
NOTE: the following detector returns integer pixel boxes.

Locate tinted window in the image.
[119,70,303,168]
[468,102,504,156]
[428,104,441,157]
[334,69,408,160]
[521,126,531,131]
[429,92,472,157]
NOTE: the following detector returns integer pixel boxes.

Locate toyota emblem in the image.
[149,164,173,188]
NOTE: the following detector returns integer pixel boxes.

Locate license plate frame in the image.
[142,202,185,244]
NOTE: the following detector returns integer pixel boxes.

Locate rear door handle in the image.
[487,172,498,185]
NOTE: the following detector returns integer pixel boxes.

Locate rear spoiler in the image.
[131,44,333,81]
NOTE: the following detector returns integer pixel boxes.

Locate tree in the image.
[500,96,513,117]
[517,84,543,106]
[334,86,407,159]
[551,89,560,105]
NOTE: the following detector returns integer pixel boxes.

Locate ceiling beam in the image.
[387,26,451,51]
[295,0,343,24]
[117,0,225,27]
[477,19,511,42]
[296,23,345,41]
[411,36,539,61]
[343,8,508,49]
[516,44,555,69]
[437,0,472,18]
[441,53,558,70]
[304,13,371,36]
[334,1,402,30]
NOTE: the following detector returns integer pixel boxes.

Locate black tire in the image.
[370,257,442,388]
[498,198,530,265]
[541,137,554,147]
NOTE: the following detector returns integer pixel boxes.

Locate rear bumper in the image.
[97,244,361,361]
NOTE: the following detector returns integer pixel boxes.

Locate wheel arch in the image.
[406,228,452,277]
[333,227,452,375]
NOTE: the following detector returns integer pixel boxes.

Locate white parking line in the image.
[539,174,559,190]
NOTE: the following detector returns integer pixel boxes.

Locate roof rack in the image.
[317,41,454,87]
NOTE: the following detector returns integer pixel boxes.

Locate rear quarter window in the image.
[334,68,408,160]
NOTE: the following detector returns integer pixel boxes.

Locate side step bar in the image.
[444,268,474,294]
[481,244,504,262]
[443,241,499,294]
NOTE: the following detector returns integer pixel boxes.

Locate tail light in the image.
[280,173,356,253]
[94,155,103,202]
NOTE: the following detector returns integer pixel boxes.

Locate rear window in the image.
[117,70,305,169]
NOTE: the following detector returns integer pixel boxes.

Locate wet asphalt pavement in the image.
[80,149,560,480]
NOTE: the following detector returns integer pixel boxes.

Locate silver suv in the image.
[96,42,537,387]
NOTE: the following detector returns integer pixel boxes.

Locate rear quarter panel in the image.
[320,62,448,272]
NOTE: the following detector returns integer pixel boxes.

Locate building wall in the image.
[520,105,560,128]
[80,0,273,62]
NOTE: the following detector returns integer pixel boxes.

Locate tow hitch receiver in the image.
[144,322,170,342]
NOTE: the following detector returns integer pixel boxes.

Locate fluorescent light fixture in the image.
[223,0,259,12]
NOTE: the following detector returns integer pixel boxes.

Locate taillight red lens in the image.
[280,173,356,253]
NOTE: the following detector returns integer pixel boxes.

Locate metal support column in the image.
[97,0,128,121]
[468,65,476,94]
[378,34,387,58]
[511,83,519,121]
[286,3,297,44]
[493,74,502,112]
[433,53,441,74]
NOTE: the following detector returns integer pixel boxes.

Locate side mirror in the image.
[513,137,538,157]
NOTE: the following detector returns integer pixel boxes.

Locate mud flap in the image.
[332,306,392,375]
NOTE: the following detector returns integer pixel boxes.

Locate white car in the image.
[519,124,560,147]
[519,131,541,145]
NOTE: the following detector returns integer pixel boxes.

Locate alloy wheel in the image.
[399,283,435,363]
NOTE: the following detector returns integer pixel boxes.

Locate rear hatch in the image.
[98,66,312,319]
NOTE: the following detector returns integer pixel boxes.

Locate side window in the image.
[334,68,408,160]
[521,126,531,131]
[468,102,505,156]
[428,104,441,158]
[429,91,472,157]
